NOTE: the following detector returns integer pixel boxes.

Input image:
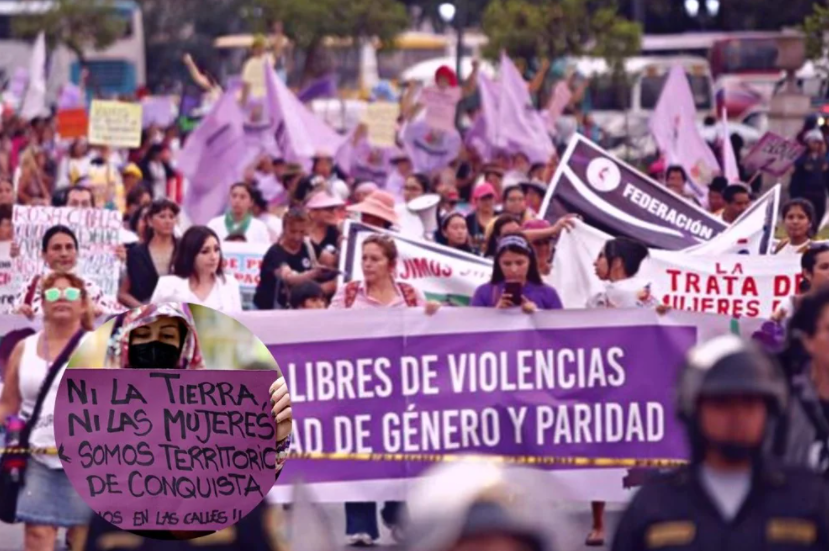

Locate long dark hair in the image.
[800,244,829,293]
[602,237,649,279]
[172,226,224,282]
[143,199,180,243]
[780,287,829,376]
[484,214,521,258]
[782,198,817,238]
[491,234,542,285]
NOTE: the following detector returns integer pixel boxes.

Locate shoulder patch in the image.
[767,519,817,545]
[645,521,696,548]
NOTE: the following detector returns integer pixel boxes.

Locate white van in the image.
[571,55,714,144]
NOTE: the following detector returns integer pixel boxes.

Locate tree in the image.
[803,3,829,61]
[481,0,641,74]
[251,0,409,83]
[13,0,127,65]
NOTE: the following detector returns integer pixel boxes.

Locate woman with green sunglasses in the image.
[0,271,93,550]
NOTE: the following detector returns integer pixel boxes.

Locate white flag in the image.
[20,32,47,121]
[650,65,720,202]
[721,108,740,182]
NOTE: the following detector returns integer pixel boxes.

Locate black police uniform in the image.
[611,461,829,551]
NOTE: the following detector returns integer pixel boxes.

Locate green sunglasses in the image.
[43,287,82,303]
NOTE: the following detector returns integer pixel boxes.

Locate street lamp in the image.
[438,2,462,86]
[438,3,456,25]
[685,0,719,29]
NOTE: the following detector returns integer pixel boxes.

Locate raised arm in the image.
[183,54,215,93]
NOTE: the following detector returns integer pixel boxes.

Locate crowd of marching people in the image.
[2,28,829,551]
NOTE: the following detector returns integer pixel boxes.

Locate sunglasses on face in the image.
[43,287,81,303]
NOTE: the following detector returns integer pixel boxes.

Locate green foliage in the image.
[13,0,127,62]
[803,3,829,61]
[481,0,641,69]
[252,0,409,50]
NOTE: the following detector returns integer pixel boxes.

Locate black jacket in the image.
[612,462,829,551]
[126,242,172,304]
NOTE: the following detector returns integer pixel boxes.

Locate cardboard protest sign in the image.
[540,135,726,250]
[141,96,177,128]
[363,102,399,147]
[54,369,278,531]
[89,100,142,148]
[56,109,89,139]
[552,221,801,318]
[341,221,492,305]
[743,132,804,177]
[0,242,13,313]
[222,241,265,310]
[235,307,746,503]
[419,86,461,132]
[12,206,122,300]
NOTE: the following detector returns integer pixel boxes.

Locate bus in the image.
[0,0,146,98]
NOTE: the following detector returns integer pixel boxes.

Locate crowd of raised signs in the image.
[3,42,829,550]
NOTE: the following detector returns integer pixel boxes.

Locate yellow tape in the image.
[0,448,688,468]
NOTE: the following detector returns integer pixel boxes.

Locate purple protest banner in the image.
[235,308,709,503]
[54,369,278,532]
[743,131,805,177]
[540,135,726,250]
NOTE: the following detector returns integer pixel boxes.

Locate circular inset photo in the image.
[53,301,292,541]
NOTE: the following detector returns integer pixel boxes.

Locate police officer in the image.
[612,334,829,551]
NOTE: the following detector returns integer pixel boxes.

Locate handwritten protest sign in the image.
[12,206,122,300]
[89,100,142,148]
[420,86,461,132]
[56,109,89,139]
[0,242,13,313]
[54,369,278,531]
[363,103,399,147]
[222,241,265,310]
[743,132,804,177]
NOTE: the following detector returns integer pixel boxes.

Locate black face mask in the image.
[128,341,182,370]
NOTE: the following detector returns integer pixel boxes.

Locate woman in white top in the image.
[207,182,272,244]
[151,225,242,312]
[584,236,659,548]
[774,199,815,255]
[0,271,92,550]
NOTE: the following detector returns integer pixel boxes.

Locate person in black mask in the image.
[612,335,829,551]
[105,302,205,370]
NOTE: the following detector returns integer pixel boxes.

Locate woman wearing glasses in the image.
[0,272,92,551]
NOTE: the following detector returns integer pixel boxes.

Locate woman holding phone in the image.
[471,234,562,311]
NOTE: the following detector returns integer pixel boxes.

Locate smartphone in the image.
[504,282,523,306]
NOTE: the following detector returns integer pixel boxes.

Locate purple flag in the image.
[297,74,338,103]
[265,64,346,163]
[337,132,394,184]
[496,53,554,164]
[400,119,462,174]
[180,88,249,225]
